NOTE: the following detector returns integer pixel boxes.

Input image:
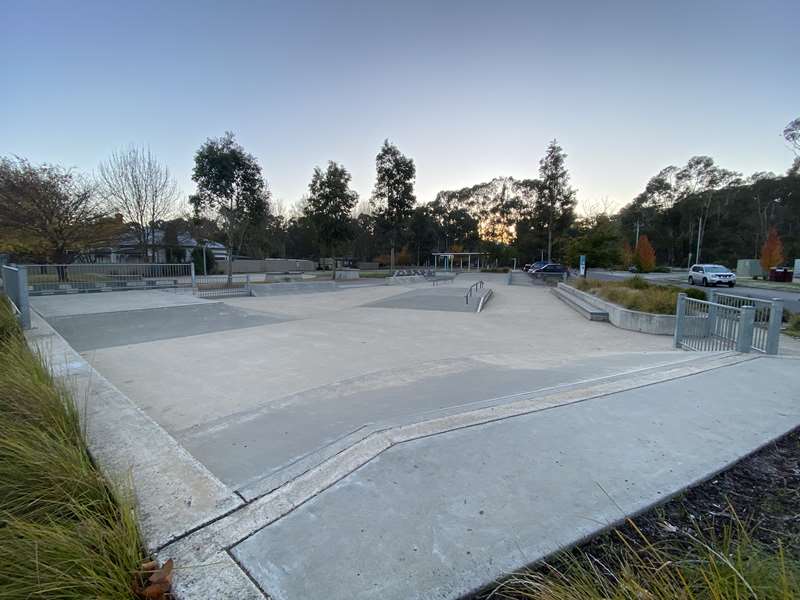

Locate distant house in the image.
[85,230,227,264]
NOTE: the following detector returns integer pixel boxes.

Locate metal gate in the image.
[674,292,782,354]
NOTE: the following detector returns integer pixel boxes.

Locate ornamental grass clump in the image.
[485,516,800,600]
[0,295,150,599]
[571,278,704,315]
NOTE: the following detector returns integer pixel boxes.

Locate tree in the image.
[370,140,416,270]
[98,145,181,262]
[784,117,800,155]
[0,157,117,264]
[191,132,270,281]
[634,234,657,272]
[760,227,784,272]
[304,161,358,275]
[565,213,621,268]
[536,140,576,261]
[408,205,438,265]
[674,156,740,262]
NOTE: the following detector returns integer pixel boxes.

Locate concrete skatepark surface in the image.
[25,275,800,599]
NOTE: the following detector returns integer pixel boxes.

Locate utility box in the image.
[736,259,765,278]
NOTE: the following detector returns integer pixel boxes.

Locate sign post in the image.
[579,255,587,278]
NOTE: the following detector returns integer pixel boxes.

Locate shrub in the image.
[633,235,657,272]
[621,241,634,267]
[684,287,707,301]
[191,246,216,275]
[626,275,650,290]
[760,227,784,272]
[787,312,800,338]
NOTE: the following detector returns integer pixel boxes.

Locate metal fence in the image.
[1,264,31,329]
[711,291,783,354]
[674,292,781,354]
[194,274,253,298]
[23,263,194,295]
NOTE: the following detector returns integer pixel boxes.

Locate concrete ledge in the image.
[557,282,675,335]
[24,311,243,552]
[553,287,609,321]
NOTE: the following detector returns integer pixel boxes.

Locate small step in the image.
[553,287,609,321]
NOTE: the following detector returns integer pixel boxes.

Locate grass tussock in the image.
[486,516,800,600]
[573,276,705,315]
[0,296,146,599]
[786,313,800,338]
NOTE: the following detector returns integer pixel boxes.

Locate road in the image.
[585,269,800,313]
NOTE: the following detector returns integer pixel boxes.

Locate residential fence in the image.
[1,264,31,329]
[22,263,195,295]
[673,292,782,355]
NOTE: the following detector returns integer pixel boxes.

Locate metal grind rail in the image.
[465,280,485,304]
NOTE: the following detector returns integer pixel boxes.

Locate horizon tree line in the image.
[1,117,798,270]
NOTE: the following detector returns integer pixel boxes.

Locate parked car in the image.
[531,263,569,278]
[526,261,548,274]
[688,264,736,287]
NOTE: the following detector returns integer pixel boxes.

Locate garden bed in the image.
[573,276,705,315]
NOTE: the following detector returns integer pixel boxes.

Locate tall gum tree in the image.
[370,140,416,270]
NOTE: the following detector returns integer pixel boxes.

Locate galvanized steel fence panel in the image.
[23,263,194,295]
[1,264,31,329]
[711,291,783,354]
[673,292,781,355]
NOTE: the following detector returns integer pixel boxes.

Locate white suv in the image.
[688,264,736,287]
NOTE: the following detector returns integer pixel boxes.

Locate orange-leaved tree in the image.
[759,227,784,272]
[634,235,656,272]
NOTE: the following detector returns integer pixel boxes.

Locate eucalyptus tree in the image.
[370,140,416,270]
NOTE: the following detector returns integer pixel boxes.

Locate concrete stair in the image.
[553,286,609,321]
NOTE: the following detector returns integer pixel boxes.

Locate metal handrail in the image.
[465,280,485,304]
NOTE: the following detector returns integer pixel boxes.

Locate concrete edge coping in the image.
[24,311,244,553]
[557,282,675,335]
[162,352,756,599]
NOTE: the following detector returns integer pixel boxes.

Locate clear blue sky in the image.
[2,0,797,214]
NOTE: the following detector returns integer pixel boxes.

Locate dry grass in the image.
[0,296,146,599]
[573,277,704,315]
[786,313,800,338]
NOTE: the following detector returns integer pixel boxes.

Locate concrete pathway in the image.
[164,354,800,600]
